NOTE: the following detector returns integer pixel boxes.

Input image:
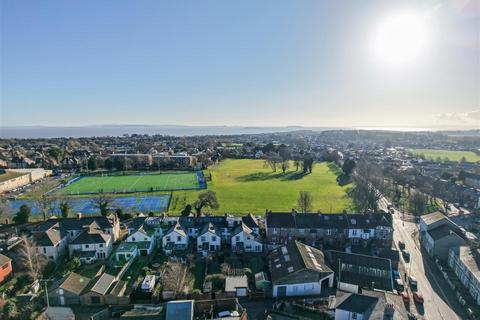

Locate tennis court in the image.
[7,194,171,215]
[61,171,204,195]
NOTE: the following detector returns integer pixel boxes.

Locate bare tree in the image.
[161,262,188,295]
[91,191,115,216]
[409,191,428,216]
[349,160,385,212]
[34,194,57,221]
[17,236,47,280]
[297,191,313,213]
[0,196,8,217]
[280,160,290,174]
[263,152,281,172]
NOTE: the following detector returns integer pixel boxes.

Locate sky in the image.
[1,0,479,129]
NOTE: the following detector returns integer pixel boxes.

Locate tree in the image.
[48,147,62,162]
[342,159,356,176]
[348,160,384,212]
[59,198,71,218]
[264,152,281,172]
[297,191,313,213]
[409,191,427,215]
[303,155,314,174]
[0,196,7,217]
[280,160,289,174]
[460,156,467,163]
[104,158,114,171]
[194,191,219,215]
[34,194,57,221]
[87,156,98,171]
[13,205,30,224]
[3,300,17,319]
[458,170,466,182]
[113,157,124,171]
[181,204,192,217]
[17,236,47,281]
[91,192,115,216]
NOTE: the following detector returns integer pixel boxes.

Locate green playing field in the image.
[61,172,200,194]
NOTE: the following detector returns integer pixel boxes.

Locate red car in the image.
[401,291,410,303]
[413,292,424,304]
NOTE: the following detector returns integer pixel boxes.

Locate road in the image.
[379,198,464,320]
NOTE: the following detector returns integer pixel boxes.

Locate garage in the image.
[139,249,148,256]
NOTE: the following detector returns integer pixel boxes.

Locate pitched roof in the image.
[36,216,115,233]
[242,214,260,229]
[199,222,218,236]
[70,229,110,245]
[420,211,446,226]
[232,222,253,236]
[34,228,65,246]
[269,241,332,283]
[88,273,116,295]
[327,251,393,292]
[266,212,391,230]
[58,272,91,296]
[336,293,378,313]
[166,222,187,238]
[0,253,11,266]
[427,224,459,241]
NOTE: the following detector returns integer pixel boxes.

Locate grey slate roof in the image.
[70,229,110,245]
[266,212,392,230]
[336,293,378,313]
[33,228,65,246]
[427,224,457,241]
[327,251,393,292]
[269,240,332,283]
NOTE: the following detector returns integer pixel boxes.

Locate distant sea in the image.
[0,124,469,139]
[0,125,336,138]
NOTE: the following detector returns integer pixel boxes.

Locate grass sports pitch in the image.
[61,171,202,194]
[169,159,352,215]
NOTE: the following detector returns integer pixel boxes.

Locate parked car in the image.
[392,270,401,280]
[408,275,418,291]
[413,292,424,304]
[407,312,417,320]
[402,249,410,261]
[398,241,406,250]
[401,291,410,303]
[395,278,405,291]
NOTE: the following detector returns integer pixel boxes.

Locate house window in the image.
[85,244,90,248]
[352,230,357,236]
[132,237,136,241]
[166,236,171,242]
[352,312,357,319]
[212,236,216,241]
[99,244,103,248]
[43,248,47,254]
[177,236,181,241]
[236,236,240,241]
[201,236,206,242]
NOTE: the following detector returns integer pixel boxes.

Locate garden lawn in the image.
[409,149,480,163]
[170,159,351,215]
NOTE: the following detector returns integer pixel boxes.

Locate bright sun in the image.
[372,12,429,67]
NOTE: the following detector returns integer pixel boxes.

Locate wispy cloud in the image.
[434,110,480,126]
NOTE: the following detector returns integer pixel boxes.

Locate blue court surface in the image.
[7,194,171,216]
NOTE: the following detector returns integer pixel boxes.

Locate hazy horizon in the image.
[1,1,479,129]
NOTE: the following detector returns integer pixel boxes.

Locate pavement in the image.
[379,197,465,320]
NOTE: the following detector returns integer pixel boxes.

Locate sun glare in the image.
[372,12,429,67]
